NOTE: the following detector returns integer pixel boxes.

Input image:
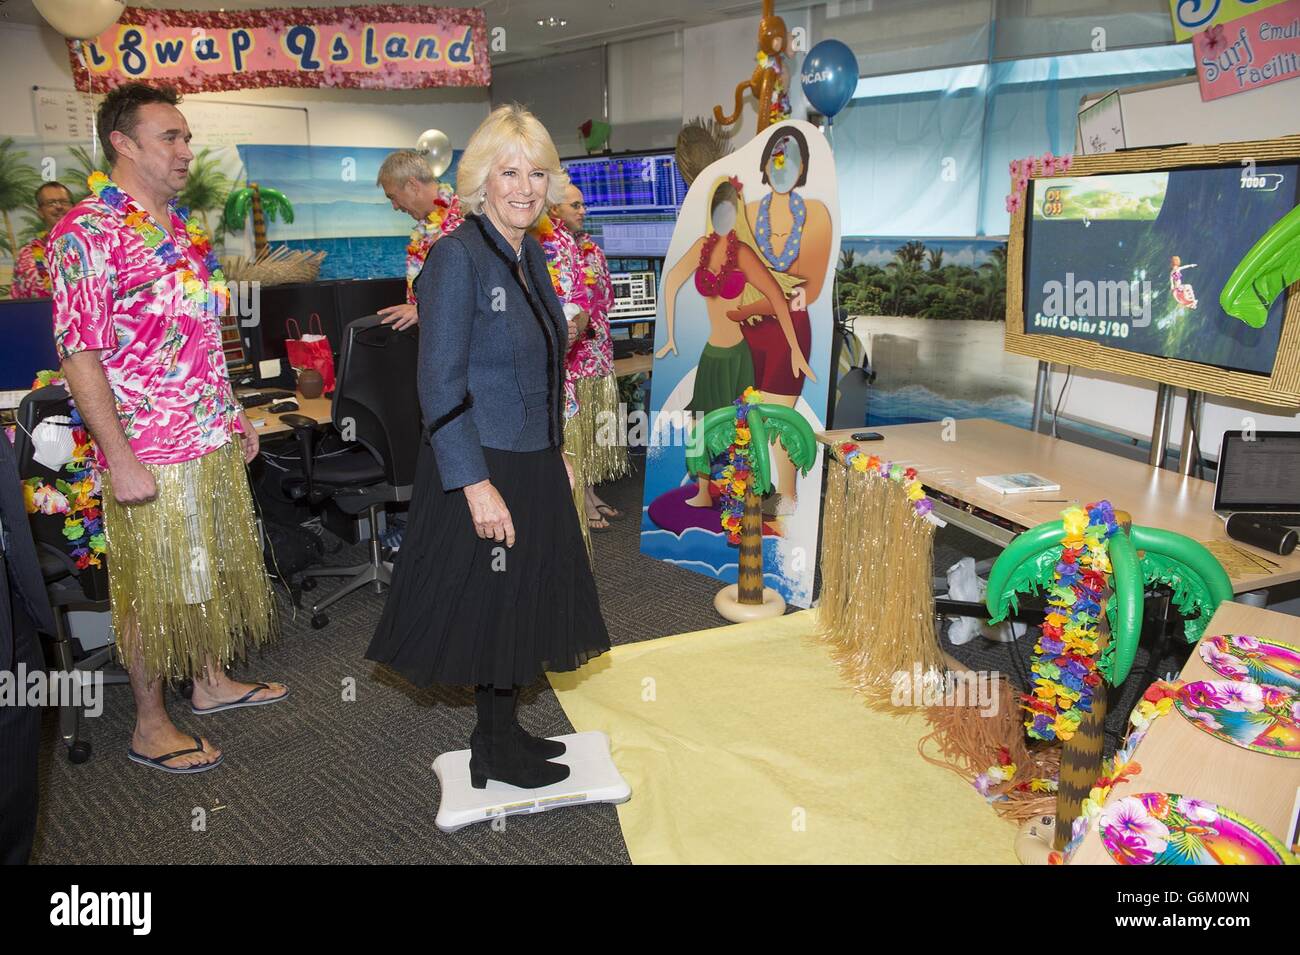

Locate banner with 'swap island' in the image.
[68,5,490,94]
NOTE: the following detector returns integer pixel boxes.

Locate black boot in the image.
[469,686,569,789]
[509,690,566,759]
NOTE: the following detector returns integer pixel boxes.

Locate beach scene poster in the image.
[1,139,243,298]
[834,236,1041,429]
[641,120,839,609]
[236,144,462,281]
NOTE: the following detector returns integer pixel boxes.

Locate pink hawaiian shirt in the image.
[405,185,464,305]
[531,216,589,419]
[574,234,615,378]
[47,181,242,468]
[11,233,51,299]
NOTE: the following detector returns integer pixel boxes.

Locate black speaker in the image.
[1225,514,1298,556]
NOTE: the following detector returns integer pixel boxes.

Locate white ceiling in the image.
[0,0,807,63]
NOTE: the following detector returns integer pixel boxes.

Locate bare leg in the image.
[587,484,621,518]
[684,411,714,507]
[123,616,220,769]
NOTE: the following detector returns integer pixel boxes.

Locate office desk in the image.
[1069,601,1300,865]
[614,354,653,377]
[240,393,333,439]
[818,419,1300,594]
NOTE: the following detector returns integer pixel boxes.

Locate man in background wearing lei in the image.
[375,148,464,331]
[47,83,284,774]
[550,185,630,526]
[529,204,597,538]
[10,182,74,299]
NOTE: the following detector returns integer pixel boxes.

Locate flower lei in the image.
[22,370,106,569]
[1022,502,1117,743]
[31,232,50,286]
[718,386,761,544]
[1049,679,1182,864]
[88,172,228,315]
[835,442,933,519]
[534,216,595,309]
[757,49,791,127]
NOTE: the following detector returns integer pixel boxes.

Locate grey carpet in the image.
[32,457,727,865]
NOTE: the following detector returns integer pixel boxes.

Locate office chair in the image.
[15,385,126,764]
[282,316,421,629]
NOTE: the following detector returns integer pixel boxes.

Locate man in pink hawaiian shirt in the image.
[10,182,74,299]
[48,83,284,774]
[549,184,630,525]
[375,149,464,331]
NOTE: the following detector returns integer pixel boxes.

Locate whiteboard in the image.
[33,87,310,146]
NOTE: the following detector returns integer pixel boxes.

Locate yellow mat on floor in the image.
[549,610,1017,864]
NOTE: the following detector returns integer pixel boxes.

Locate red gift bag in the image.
[284,314,336,393]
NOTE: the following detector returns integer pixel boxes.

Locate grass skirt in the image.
[577,373,631,485]
[101,441,277,682]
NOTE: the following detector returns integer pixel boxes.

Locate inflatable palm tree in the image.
[984,505,1233,848]
[1221,204,1300,328]
[685,399,817,621]
[223,182,293,258]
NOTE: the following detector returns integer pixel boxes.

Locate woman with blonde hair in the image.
[367,104,609,792]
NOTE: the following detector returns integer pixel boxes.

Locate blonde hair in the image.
[457,104,570,221]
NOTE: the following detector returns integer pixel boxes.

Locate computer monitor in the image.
[563,150,686,259]
[247,280,343,383]
[0,298,60,391]
[335,277,406,329]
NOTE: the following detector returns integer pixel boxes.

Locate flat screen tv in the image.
[1006,136,1300,407]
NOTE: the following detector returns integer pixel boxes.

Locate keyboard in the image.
[0,390,31,410]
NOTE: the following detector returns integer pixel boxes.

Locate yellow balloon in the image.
[34,0,124,40]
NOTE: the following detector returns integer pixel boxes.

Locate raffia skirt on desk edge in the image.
[366,439,610,689]
[100,440,277,682]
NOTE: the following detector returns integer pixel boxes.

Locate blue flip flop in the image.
[128,734,223,774]
[191,682,289,715]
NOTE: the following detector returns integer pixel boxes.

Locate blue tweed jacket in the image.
[414,213,568,491]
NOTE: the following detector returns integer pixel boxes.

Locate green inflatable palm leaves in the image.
[1221,204,1300,328]
[986,520,1232,685]
[684,402,818,496]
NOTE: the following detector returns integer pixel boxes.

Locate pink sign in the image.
[1193,0,1300,101]
[70,5,490,93]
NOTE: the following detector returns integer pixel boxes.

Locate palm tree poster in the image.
[835,236,1043,428]
[641,120,839,609]
[1,140,243,299]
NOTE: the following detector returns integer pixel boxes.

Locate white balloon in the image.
[34,0,125,40]
[415,129,452,178]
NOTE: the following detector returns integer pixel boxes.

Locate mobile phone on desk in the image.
[851,431,884,441]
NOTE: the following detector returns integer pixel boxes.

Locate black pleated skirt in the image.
[366,441,610,687]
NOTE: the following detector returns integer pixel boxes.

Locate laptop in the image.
[1213,430,1300,527]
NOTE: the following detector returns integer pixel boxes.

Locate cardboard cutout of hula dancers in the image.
[641,120,838,608]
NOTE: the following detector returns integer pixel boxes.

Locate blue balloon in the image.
[800,39,859,120]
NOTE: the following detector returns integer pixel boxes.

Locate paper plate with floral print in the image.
[1200,634,1300,692]
[1175,679,1300,757]
[1100,793,1295,865]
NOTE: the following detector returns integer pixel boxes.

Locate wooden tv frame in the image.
[1005,136,1300,408]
